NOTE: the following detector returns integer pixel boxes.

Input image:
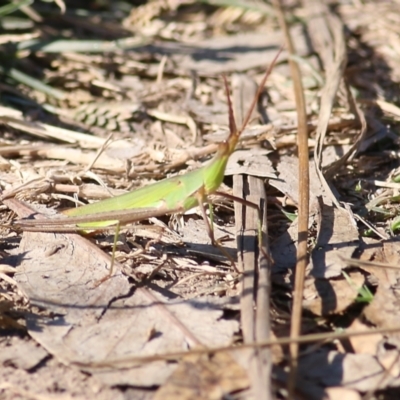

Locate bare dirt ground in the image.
[2,1,400,399]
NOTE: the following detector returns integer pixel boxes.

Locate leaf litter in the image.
[2,1,400,399]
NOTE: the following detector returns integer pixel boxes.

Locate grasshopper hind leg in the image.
[196,196,240,274]
[93,221,122,287]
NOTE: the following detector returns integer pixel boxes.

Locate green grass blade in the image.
[0,0,33,18]
[0,66,67,100]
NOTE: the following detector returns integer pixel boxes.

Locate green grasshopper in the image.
[15,50,281,279]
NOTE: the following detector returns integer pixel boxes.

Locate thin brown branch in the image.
[271,0,310,397]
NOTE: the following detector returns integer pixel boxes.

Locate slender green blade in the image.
[0,0,33,17]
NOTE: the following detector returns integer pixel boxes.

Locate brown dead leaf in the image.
[359,239,400,345]
[271,156,359,278]
[270,155,327,208]
[6,199,239,388]
[377,350,400,379]
[298,348,400,392]
[0,336,48,371]
[311,205,359,278]
[302,271,366,316]
[225,149,276,178]
[345,319,383,355]
[153,352,249,400]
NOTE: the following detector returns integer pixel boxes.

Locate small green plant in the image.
[0,0,32,18]
[391,216,400,234]
[354,180,362,192]
[342,270,374,304]
[393,174,400,183]
[281,209,297,222]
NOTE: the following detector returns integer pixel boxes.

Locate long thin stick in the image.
[271,1,309,397]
